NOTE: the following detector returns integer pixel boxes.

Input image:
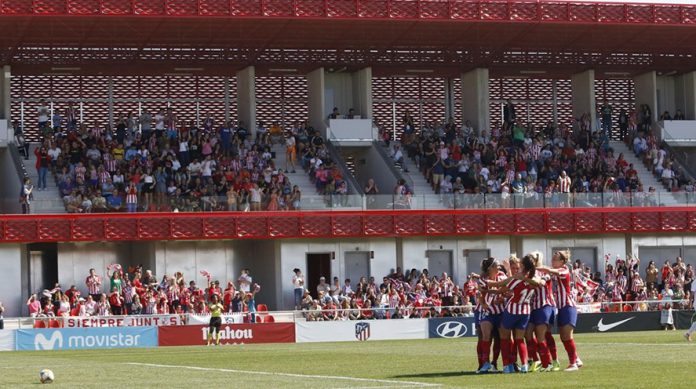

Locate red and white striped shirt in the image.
[531,272,556,310]
[551,266,576,308]
[75,165,86,181]
[631,276,644,293]
[530,143,541,161]
[126,187,138,204]
[483,271,508,315]
[616,275,627,294]
[505,278,535,315]
[99,170,111,184]
[559,176,571,193]
[104,158,117,173]
[86,275,102,295]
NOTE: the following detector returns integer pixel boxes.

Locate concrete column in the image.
[571,69,596,128]
[460,68,490,134]
[0,65,10,121]
[352,67,372,120]
[0,244,27,317]
[634,71,658,123]
[236,66,256,137]
[678,72,696,120]
[306,67,326,137]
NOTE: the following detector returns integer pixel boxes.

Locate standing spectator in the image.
[86,268,102,301]
[0,300,4,329]
[13,121,29,159]
[37,99,49,137]
[26,294,41,317]
[20,178,33,214]
[292,268,305,310]
[34,146,50,191]
[645,261,658,290]
[600,100,613,138]
[503,98,516,130]
[109,287,124,315]
[125,182,138,213]
[618,108,628,141]
[238,269,252,293]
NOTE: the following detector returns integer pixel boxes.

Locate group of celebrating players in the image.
[473,250,582,373]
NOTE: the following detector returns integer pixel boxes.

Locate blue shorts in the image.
[557,306,577,328]
[479,312,501,329]
[530,306,554,326]
[502,311,530,330]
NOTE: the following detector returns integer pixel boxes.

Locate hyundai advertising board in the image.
[428,317,477,338]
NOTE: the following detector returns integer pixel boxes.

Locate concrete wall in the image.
[325,73,353,117]
[400,236,509,286]
[460,68,490,133]
[352,67,372,119]
[278,239,398,310]
[0,148,23,214]
[236,240,279,310]
[58,242,138,295]
[306,68,326,137]
[634,71,658,121]
[677,72,696,120]
[236,66,256,135]
[656,75,676,118]
[519,235,627,268]
[572,70,596,126]
[340,145,399,195]
[0,244,26,317]
[0,65,10,121]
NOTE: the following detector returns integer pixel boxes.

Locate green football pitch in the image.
[2,331,694,388]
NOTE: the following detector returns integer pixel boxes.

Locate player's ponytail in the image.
[557,249,570,264]
[481,257,498,275]
[522,255,536,279]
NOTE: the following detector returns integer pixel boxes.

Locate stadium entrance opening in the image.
[426,250,453,278]
[27,243,58,296]
[306,253,331,299]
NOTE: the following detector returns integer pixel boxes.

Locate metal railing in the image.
[4,300,689,329]
[13,191,696,214]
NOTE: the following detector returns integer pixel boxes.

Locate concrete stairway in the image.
[380,142,446,209]
[24,144,65,214]
[609,141,678,206]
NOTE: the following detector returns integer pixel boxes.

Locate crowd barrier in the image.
[2,310,693,351]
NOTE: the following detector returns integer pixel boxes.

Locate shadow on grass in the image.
[393,371,479,378]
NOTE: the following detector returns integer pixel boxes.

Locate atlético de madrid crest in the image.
[355,322,370,341]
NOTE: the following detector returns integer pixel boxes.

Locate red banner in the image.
[158,323,295,346]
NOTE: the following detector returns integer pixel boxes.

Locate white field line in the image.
[124,362,441,387]
[581,342,693,347]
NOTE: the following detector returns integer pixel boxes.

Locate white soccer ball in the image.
[39,369,54,384]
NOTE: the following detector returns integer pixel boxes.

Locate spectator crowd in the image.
[25,265,264,321]
[22,101,356,213]
[387,102,692,208]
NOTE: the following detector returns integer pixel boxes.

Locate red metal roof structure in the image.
[1,0,695,77]
[0,206,694,243]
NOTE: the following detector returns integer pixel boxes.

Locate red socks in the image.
[515,339,528,366]
[562,339,578,365]
[482,340,492,364]
[492,337,501,365]
[500,339,512,366]
[526,337,539,362]
[546,331,558,360]
[537,341,551,367]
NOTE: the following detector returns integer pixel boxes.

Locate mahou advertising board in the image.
[158,323,295,346]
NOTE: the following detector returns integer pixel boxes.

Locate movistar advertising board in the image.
[16,327,158,351]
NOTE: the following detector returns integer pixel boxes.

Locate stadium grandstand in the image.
[1,0,696,362]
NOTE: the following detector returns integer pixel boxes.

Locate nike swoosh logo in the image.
[597,317,635,332]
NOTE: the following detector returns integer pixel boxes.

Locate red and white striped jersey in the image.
[531,272,556,310]
[616,275,627,294]
[99,170,111,184]
[86,275,101,295]
[530,143,541,161]
[126,187,138,204]
[104,158,117,173]
[505,279,535,315]
[551,267,576,308]
[631,277,644,293]
[559,176,571,193]
[483,271,508,315]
